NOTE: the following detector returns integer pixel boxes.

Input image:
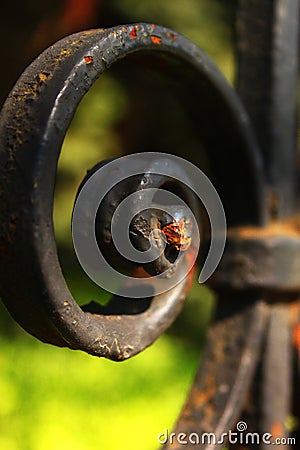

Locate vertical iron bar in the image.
[260,305,292,449]
[236,0,299,218]
[163,300,267,450]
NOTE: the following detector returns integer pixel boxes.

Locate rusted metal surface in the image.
[0,23,263,359]
[227,303,299,450]
[236,0,299,218]
[260,305,292,450]
[162,1,300,447]
[164,300,267,449]
[292,303,300,446]
[209,219,300,291]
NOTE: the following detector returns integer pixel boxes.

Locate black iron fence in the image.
[0,1,299,449]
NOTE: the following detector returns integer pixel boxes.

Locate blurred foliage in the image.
[110,0,236,81]
[1,1,234,449]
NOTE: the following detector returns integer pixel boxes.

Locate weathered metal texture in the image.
[291,303,300,446]
[236,0,299,218]
[260,305,292,450]
[0,23,263,359]
[163,300,267,449]
[85,165,198,278]
[226,303,297,450]
[209,221,300,291]
[168,1,300,447]
[208,0,300,292]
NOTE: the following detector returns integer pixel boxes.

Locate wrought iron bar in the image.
[236,0,299,218]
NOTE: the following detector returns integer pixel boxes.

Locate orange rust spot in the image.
[289,302,300,321]
[161,218,192,251]
[151,35,161,45]
[186,374,217,411]
[84,55,93,64]
[290,302,300,331]
[271,422,283,439]
[165,31,178,40]
[54,48,72,64]
[59,48,72,57]
[122,26,127,32]
[151,24,156,29]
[37,72,50,84]
[293,324,300,353]
[193,384,216,408]
[130,28,137,39]
[227,216,300,239]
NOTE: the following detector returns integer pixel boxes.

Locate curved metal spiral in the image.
[0,23,263,361]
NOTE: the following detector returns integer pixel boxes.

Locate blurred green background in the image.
[0,1,235,449]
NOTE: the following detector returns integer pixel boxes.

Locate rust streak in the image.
[84,55,93,64]
[271,422,283,439]
[130,28,137,39]
[227,216,300,239]
[293,324,300,353]
[151,35,161,45]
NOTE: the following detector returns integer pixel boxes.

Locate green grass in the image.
[0,315,199,450]
[0,281,214,450]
